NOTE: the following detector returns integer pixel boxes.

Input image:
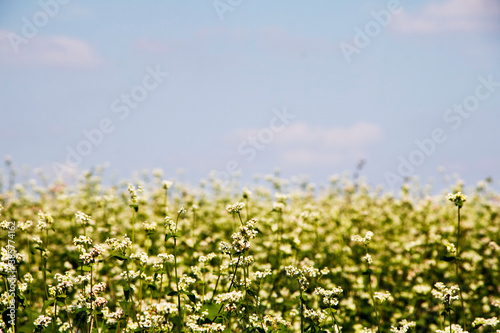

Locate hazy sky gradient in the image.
[1,0,499,189]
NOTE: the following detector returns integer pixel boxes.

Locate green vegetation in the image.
[0,168,499,333]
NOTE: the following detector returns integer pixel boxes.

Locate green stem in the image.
[64,299,74,332]
[244,262,249,329]
[139,277,143,313]
[53,297,57,333]
[192,211,196,245]
[164,189,168,216]
[216,255,242,316]
[42,252,48,302]
[25,232,33,324]
[210,267,222,304]
[455,206,466,331]
[448,308,452,333]
[123,259,134,312]
[329,308,339,331]
[226,255,242,293]
[276,210,282,269]
[367,272,381,333]
[173,237,182,329]
[245,198,249,221]
[364,246,380,333]
[131,209,136,251]
[299,288,304,333]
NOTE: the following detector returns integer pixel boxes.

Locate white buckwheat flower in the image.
[226,202,245,214]
[34,315,52,328]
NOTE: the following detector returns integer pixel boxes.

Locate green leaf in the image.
[124,286,131,301]
[111,254,128,261]
[362,268,373,275]
[186,293,196,303]
[165,233,180,242]
[201,303,219,321]
[42,299,55,311]
[78,265,92,272]
[440,255,456,262]
[168,290,179,296]
[247,289,258,297]
[16,293,26,307]
[2,310,13,329]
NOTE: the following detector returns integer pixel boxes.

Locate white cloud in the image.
[277,122,382,148]
[0,30,102,68]
[278,122,382,166]
[281,149,343,166]
[391,0,500,34]
[231,122,383,167]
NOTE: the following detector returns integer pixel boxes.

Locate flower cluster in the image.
[444,241,456,254]
[352,231,374,246]
[143,221,157,232]
[37,210,54,230]
[198,253,216,263]
[53,272,74,294]
[131,251,149,266]
[226,202,245,214]
[34,315,52,328]
[75,211,92,225]
[230,218,258,253]
[73,235,93,253]
[314,286,343,307]
[186,320,225,332]
[262,315,292,331]
[254,268,272,280]
[105,235,132,253]
[472,317,499,327]
[128,184,143,206]
[164,216,177,234]
[303,307,327,324]
[162,180,173,190]
[179,274,197,292]
[432,282,460,307]
[103,307,125,325]
[215,290,243,312]
[285,265,319,291]
[390,320,416,333]
[447,192,467,208]
[374,291,392,303]
[80,244,104,265]
[435,324,468,333]
[362,254,373,264]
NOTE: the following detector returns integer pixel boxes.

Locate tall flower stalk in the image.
[165,207,186,331]
[128,184,143,251]
[352,231,381,333]
[447,192,467,331]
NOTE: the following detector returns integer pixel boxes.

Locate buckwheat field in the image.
[1,169,499,333]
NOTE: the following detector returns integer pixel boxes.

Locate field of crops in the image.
[1,169,499,333]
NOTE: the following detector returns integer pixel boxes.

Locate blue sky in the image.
[0,0,499,190]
